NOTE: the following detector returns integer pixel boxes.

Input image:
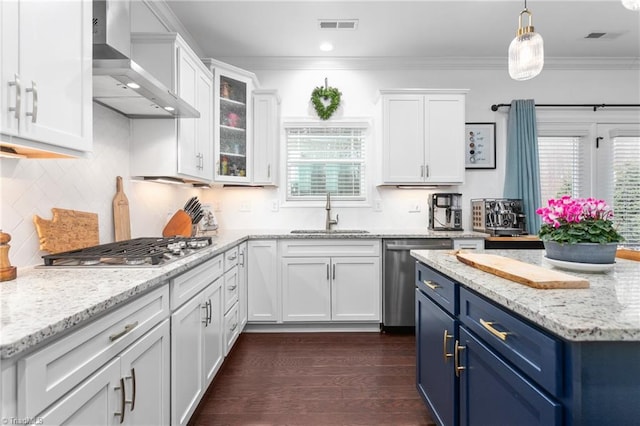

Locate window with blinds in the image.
[611,136,640,244]
[285,126,367,201]
[538,136,586,204]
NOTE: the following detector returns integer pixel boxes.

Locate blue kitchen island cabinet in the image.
[413,249,640,426]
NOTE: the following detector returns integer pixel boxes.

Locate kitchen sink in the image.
[290,229,370,234]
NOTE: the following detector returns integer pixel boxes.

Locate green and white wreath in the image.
[311,85,342,120]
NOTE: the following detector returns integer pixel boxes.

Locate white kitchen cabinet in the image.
[0,0,92,157]
[380,89,468,185]
[247,240,279,322]
[222,246,241,354]
[130,33,213,183]
[280,240,382,323]
[453,238,485,250]
[238,242,248,329]
[171,276,223,426]
[252,89,280,185]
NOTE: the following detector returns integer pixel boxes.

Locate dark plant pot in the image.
[543,241,618,264]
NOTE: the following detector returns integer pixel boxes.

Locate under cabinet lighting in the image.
[622,0,640,11]
[126,82,141,89]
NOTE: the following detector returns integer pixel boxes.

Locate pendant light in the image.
[622,0,640,11]
[508,1,544,81]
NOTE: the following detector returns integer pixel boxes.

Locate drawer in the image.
[224,303,240,356]
[280,239,381,257]
[18,285,169,417]
[459,287,562,397]
[416,262,457,315]
[171,254,224,310]
[223,265,239,314]
[224,246,239,271]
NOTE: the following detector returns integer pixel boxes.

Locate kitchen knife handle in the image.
[8,74,21,119]
[25,81,37,123]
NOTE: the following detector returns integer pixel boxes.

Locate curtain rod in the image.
[490,103,640,112]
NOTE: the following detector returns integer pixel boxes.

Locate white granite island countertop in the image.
[411,249,640,342]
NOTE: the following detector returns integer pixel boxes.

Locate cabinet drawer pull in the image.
[480,318,508,341]
[327,264,330,280]
[125,368,136,411]
[230,322,238,331]
[228,253,238,260]
[114,377,126,423]
[422,280,439,290]
[109,321,139,342]
[228,284,237,291]
[207,299,213,325]
[442,330,453,362]
[332,264,336,280]
[454,340,466,378]
[25,81,38,123]
[8,74,21,119]
[202,302,210,326]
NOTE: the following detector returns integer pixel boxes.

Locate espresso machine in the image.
[429,193,463,231]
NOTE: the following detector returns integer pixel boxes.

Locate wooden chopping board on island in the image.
[33,208,99,253]
[113,176,131,241]
[455,252,589,289]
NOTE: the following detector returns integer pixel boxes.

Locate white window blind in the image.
[611,136,640,244]
[538,136,586,204]
[285,126,366,200]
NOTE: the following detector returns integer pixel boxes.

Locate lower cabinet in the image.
[415,261,562,426]
[171,277,223,426]
[247,239,279,322]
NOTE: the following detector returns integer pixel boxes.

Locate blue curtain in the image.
[504,99,541,234]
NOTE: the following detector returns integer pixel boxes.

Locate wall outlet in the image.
[373,199,382,212]
[271,199,279,212]
[239,200,252,212]
[409,200,421,213]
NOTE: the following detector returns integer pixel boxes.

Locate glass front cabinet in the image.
[205,59,257,184]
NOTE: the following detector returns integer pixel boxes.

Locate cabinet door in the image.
[202,279,224,386]
[247,240,279,322]
[223,265,239,314]
[196,69,214,180]
[119,320,170,426]
[252,90,279,185]
[216,73,250,183]
[331,257,381,321]
[171,293,205,426]
[15,0,92,152]
[237,242,248,329]
[39,358,120,426]
[382,94,425,183]
[177,47,200,178]
[282,257,331,321]
[424,95,465,184]
[458,328,562,426]
[1,0,20,137]
[416,289,457,426]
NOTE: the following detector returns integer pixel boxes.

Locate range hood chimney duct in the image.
[92,0,199,118]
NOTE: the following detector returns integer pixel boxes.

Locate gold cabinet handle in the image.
[109,321,139,342]
[422,280,439,290]
[454,340,466,378]
[480,318,508,341]
[114,377,126,423]
[442,330,453,363]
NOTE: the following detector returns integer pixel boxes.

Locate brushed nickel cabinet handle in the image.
[332,264,336,280]
[8,74,21,119]
[202,302,209,326]
[207,299,213,325]
[442,329,453,362]
[109,321,138,342]
[425,165,429,178]
[454,340,466,378]
[239,251,245,266]
[480,318,508,341]
[114,377,126,423]
[25,81,37,123]
[267,164,271,178]
[420,165,424,178]
[326,264,330,280]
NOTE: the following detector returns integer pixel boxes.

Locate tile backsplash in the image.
[0,104,197,267]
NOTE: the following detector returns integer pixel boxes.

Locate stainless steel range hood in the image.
[92,0,199,119]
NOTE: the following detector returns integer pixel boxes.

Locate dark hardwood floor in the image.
[189,332,436,426]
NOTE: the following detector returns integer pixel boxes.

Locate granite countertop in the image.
[0,228,486,360]
[411,249,640,342]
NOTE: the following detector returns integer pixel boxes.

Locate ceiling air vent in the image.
[584,32,622,40]
[318,19,358,30]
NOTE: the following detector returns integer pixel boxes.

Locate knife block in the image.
[0,231,17,281]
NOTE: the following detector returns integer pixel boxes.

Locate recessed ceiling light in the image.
[126,82,141,89]
[320,42,334,52]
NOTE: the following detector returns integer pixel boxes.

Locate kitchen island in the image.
[411,249,640,426]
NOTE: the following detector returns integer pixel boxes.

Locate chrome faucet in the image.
[325,193,339,230]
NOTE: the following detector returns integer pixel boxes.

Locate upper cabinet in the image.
[129,33,213,183]
[0,0,92,158]
[379,89,468,185]
[252,89,281,186]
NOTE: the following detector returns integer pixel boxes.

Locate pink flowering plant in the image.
[536,196,623,244]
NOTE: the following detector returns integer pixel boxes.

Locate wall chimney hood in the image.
[92,0,199,119]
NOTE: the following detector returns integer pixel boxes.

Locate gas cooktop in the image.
[41,236,213,267]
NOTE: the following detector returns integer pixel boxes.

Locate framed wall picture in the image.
[465,122,496,169]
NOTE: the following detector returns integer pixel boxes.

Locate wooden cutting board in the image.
[113,176,131,241]
[33,208,99,253]
[162,210,192,237]
[616,248,640,262]
[456,252,589,289]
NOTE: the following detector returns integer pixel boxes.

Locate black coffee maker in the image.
[429,193,463,231]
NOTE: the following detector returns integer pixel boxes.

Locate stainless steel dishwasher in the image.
[382,238,453,331]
